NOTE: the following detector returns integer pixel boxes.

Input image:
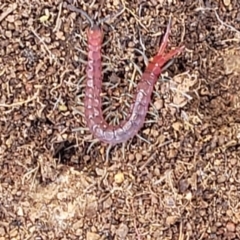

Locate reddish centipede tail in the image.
[145,19,185,77]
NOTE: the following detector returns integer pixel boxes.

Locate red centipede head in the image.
[87,25,103,46]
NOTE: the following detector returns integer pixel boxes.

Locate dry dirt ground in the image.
[1,0,240,239]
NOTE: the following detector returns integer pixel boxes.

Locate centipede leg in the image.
[161,59,175,72]
[163,46,185,60]
[87,139,99,154]
[159,44,184,71]
[106,144,113,162]
[153,45,185,68]
[136,134,151,144]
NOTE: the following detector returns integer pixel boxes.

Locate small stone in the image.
[214,159,221,166]
[154,167,160,176]
[6,15,15,23]
[56,31,65,40]
[0,227,5,236]
[226,221,235,232]
[185,191,192,201]
[114,172,124,184]
[129,154,135,161]
[17,206,24,216]
[143,128,150,135]
[25,83,33,93]
[151,129,159,137]
[5,30,12,38]
[83,155,90,162]
[217,175,226,183]
[116,223,129,238]
[103,197,113,209]
[172,121,182,132]
[39,9,50,23]
[167,149,178,159]
[154,99,163,110]
[58,104,68,112]
[128,41,135,48]
[166,215,179,225]
[135,152,142,161]
[223,0,231,7]
[95,168,105,176]
[113,0,120,6]
[179,179,189,193]
[230,158,237,166]
[86,232,100,240]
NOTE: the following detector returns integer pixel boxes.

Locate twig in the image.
[140,139,172,171]
[131,201,142,240]
[195,7,240,36]
[0,90,39,108]
[0,3,17,23]
[214,10,240,36]
[136,134,151,144]
[30,28,56,61]
[128,63,137,92]
[121,0,148,32]
[53,2,63,32]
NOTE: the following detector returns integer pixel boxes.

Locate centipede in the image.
[68,4,185,145]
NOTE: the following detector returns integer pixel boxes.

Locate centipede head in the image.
[87,24,103,46]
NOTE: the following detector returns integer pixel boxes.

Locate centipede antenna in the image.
[66,4,94,27]
[98,6,125,25]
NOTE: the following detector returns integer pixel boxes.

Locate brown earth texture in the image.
[1,0,240,239]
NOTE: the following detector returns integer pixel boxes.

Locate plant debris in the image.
[1,0,240,239]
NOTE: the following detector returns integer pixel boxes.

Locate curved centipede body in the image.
[84,22,184,145]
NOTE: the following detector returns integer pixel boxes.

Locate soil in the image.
[1,0,240,239]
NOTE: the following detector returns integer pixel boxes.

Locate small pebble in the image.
[223,0,231,7]
[226,221,235,232]
[114,172,124,184]
[116,223,129,238]
[135,152,142,161]
[86,232,101,240]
